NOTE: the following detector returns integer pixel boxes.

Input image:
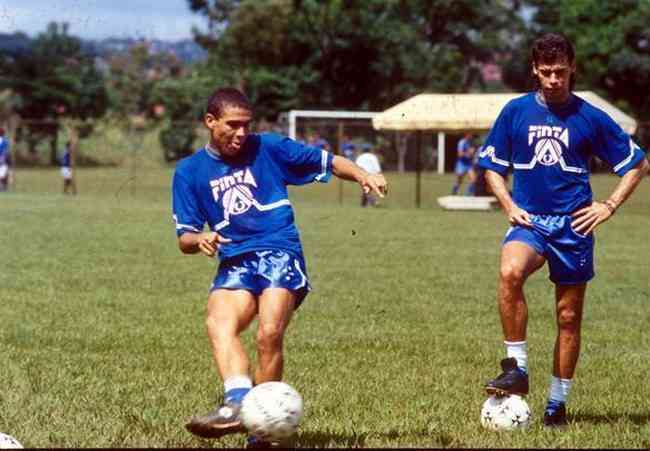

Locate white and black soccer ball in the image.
[480,395,531,431]
[240,382,304,442]
[0,433,23,449]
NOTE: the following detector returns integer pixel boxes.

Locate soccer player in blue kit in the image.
[451,132,476,195]
[0,128,13,192]
[479,33,648,427]
[172,88,388,443]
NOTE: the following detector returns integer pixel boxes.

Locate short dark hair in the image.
[532,33,575,66]
[206,87,252,118]
[531,33,576,90]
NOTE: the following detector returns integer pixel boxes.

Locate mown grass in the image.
[1,167,649,448]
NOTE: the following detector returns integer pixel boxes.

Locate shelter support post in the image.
[437,131,446,174]
[416,131,422,208]
[337,122,344,206]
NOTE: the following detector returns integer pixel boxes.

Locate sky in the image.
[0,0,208,41]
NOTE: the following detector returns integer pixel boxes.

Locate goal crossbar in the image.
[287,110,379,140]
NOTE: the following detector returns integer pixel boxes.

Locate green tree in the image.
[151,64,231,161]
[0,22,108,164]
[188,0,523,118]
[106,42,180,120]
[503,1,650,122]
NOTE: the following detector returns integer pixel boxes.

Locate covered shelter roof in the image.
[372,91,637,134]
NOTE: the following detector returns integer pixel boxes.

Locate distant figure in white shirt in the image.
[355,145,382,207]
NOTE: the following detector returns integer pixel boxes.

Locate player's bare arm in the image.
[331,155,388,197]
[571,158,649,234]
[485,170,532,227]
[178,231,231,257]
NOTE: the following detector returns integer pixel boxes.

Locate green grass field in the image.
[1,167,649,448]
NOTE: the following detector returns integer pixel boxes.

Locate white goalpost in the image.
[286,110,379,142]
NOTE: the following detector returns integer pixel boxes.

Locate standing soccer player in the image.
[0,128,13,192]
[478,33,648,427]
[61,141,76,195]
[172,88,388,444]
[451,132,476,195]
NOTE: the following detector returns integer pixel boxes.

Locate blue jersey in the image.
[341,142,355,159]
[478,92,646,215]
[457,138,473,165]
[0,136,9,165]
[61,149,71,168]
[172,133,333,259]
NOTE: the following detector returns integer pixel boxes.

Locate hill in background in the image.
[0,32,207,64]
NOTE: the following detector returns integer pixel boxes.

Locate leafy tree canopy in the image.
[188,0,523,119]
[503,0,650,121]
[0,23,108,162]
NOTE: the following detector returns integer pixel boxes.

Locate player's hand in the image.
[506,205,532,227]
[571,202,613,235]
[197,232,231,257]
[359,173,388,198]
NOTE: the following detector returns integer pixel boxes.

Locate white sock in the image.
[549,376,572,404]
[224,375,253,394]
[504,340,528,372]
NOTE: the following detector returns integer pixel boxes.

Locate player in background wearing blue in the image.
[173,88,388,445]
[340,134,356,160]
[60,141,76,195]
[479,33,648,427]
[0,128,13,192]
[451,132,476,195]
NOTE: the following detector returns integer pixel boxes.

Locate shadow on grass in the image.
[295,431,368,448]
[296,428,458,448]
[570,411,650,426]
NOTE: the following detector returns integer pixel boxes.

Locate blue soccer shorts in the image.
[454,160,473,175]
[210,249,311,307]
[503,214,595,285]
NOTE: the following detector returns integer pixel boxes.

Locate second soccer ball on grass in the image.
[480,394,531,431]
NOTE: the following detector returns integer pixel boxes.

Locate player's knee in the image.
[256,322,284,353]
[557,308,581,330]
[205,313,236,342]
[499,263,526,287]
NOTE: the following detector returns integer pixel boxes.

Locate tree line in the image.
[1,0,650,164]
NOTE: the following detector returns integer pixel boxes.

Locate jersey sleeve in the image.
[172,170,205,237]
[593,114,647,176]
[270,135,333,185]
[477,103,513,175]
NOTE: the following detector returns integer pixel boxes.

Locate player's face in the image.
[205,105,253,157]
[533,57,575,104]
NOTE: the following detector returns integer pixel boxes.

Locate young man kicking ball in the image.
[172,87,388,445]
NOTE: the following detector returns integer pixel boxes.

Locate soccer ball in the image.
[0,433,23,449]
[480,395,531,431]
[240,382,304,442]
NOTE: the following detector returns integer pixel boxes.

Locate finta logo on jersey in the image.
[528,125,569,147]
[528,125,569,166]
[210,168,258,202]
[210,168,258,216]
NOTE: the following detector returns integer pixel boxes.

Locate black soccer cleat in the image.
[246,435,274,449]
[543,401,568,428]
[185,402,246,438]
[485,357,529,397]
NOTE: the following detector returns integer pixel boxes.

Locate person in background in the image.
[0,128,13,192]
[308,131,331,151]
[355,144,383,207]
[61,141,77,195]
[341,134,356,160]
[451,132,476,195]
